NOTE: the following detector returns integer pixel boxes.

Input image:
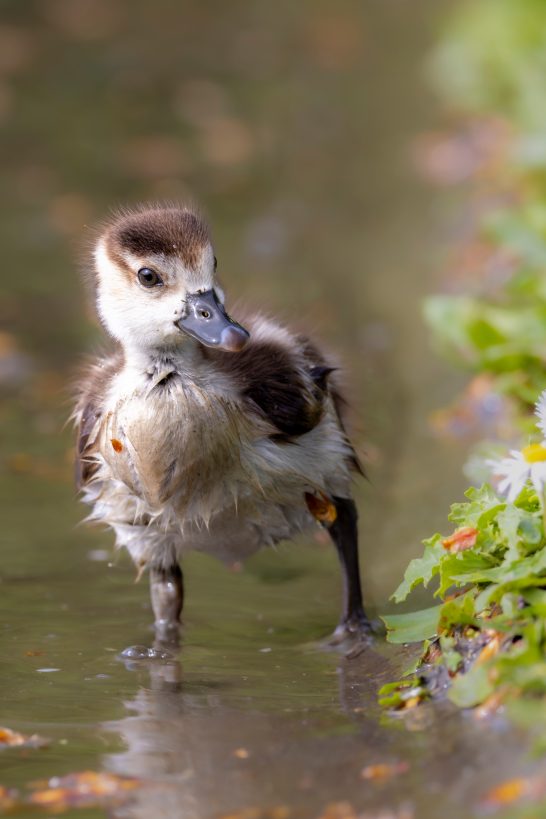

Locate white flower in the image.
[536,391,546,438]
[488,444,546,502]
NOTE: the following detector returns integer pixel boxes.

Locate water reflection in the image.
[104,645,402,818]
[103,639,540,819]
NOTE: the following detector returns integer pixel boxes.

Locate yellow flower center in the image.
[522,443,546,463]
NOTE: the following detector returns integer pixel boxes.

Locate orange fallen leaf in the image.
[0,727,48,749]
[0,785,18,812]
[305,492,337,524]
[220,808,290,819]
[28,770,143,811]
[316,803,357,819]
[481,776,544,809]
[233,748,250,759]
[361,761,410,781]
[0,331,18,356]
[442,526,478,553]
[475,633,503,666]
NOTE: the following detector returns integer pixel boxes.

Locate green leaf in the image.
[518,511,543,553]
[454,546,546,586]
[438,551,494,598]
[377,677,425,709]
[439,593,476,631]
[439,636,463,673]
[449,484,504,528]
[448,664,494,708]
[382,604,443,644]
[496,506,523,561]
[391,535,444,602]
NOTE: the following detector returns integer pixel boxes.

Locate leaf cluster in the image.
[381,484,546,711]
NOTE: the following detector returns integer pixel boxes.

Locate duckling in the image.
[74,205,370,646]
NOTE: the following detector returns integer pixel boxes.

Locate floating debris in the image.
[480,776,545,811]
[361,761,410,782]
[27,770,144,812]
[233,748,250,759]
[0,726,49,750]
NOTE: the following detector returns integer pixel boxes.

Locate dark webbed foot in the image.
[330,608,374,644]
[149,563,184,644]
[325,496,373,656]
[329,608,375,658]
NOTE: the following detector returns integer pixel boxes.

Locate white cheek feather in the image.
[95,240,189,352]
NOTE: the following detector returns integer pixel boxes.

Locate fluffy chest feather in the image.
[97,360,259,512]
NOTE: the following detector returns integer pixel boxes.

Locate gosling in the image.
[74,205,370,646]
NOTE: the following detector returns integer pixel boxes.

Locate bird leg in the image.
[326,496,372,646]
[149,563,184,644]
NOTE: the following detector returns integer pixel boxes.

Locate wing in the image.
[73,352,123,489]
[209,327,362,472]
[298,336,364,475]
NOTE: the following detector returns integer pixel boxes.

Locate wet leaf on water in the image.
[0,727,49,750]
[233,748,250,759]
[0,785,18,810]
[317,804,414,819]
[480,776,545,810]
[361,762,410,782]
[219,807,291,819]
[28,770,144,811]
[316,804,357,819]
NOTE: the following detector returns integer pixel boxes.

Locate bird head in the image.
[93,205,249,355]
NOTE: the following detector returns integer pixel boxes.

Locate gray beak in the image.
[176,290,250,352]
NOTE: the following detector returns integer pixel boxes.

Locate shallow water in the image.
[0,1,542,817]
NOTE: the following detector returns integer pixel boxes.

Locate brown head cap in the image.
[107,206,211,270]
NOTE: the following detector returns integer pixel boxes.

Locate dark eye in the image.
[213,255,218,272]
[200,309,211,319]
[137,267,163,288]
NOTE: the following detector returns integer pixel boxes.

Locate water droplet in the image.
[120,645,173,660]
